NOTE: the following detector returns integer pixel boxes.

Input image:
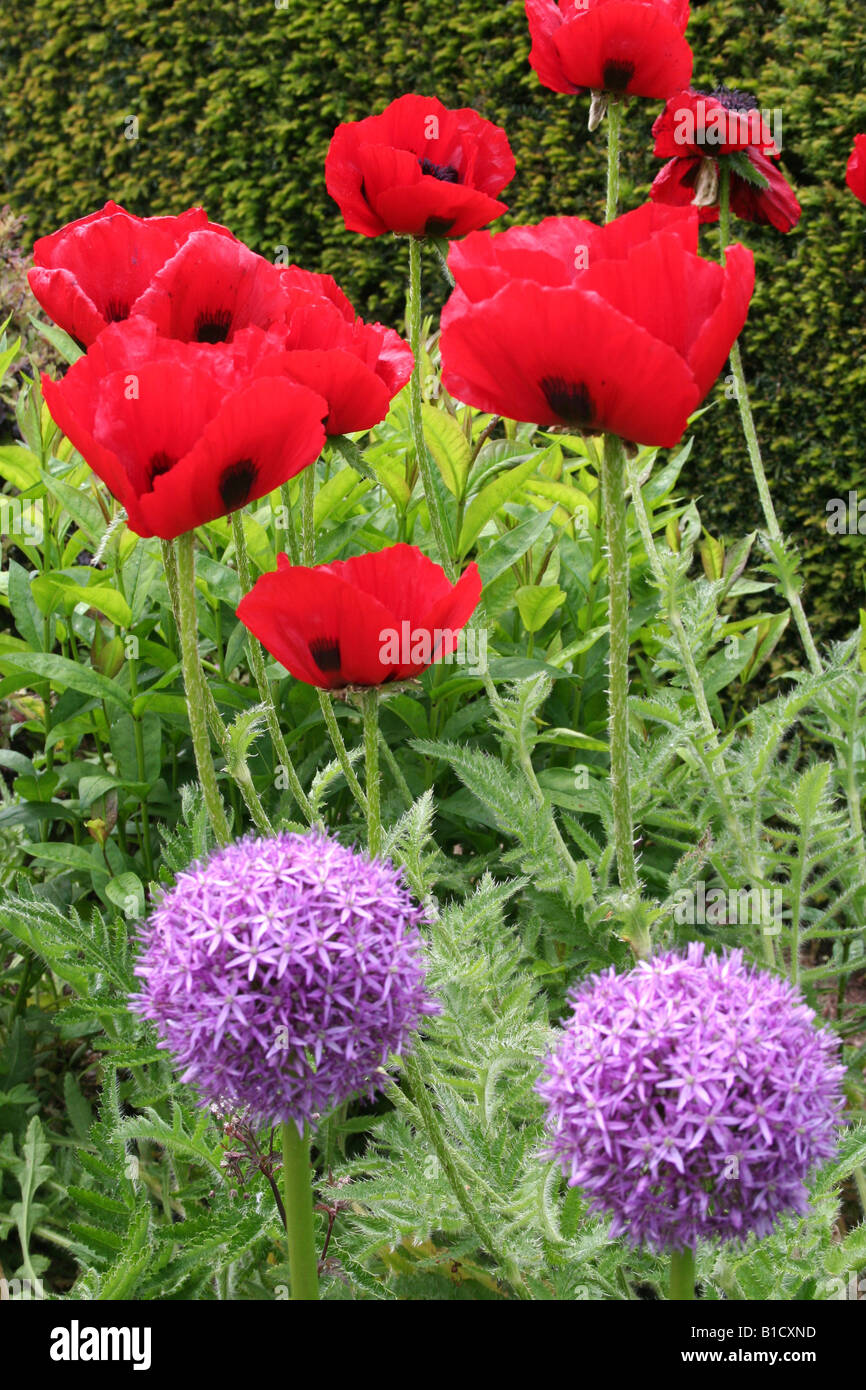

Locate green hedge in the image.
[1,0,863,634]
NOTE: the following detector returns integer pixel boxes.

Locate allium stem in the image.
[605,98,623,223]
[408,235,456,580]
[361,688,382,856]
[717,168,821,677]
[601,434,640,901]
[174,532,231,845]
[280,1121,320,1301]
[669,1246,695,1301]
[230,511,313,824]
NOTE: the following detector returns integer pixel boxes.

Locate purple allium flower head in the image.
[132,832,437,1128]
[537,944,845,1251]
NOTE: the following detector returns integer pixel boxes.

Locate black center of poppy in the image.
[602,60,635,94]
[104,297,130,323]
[540,376,596,428]
[424,216,456,237]
[419,158,459,183]
[708,84,760,114]
[309,637,342,673]
[148,451,176,487]
[218,458,258,510]
[195,308,233,343]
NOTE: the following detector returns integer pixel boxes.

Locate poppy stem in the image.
[601,434,640,901]
[669,1246,695,1301]
[280,1121,320,1300]
[301,466,316,565]
[717,168,822,677]
[279,483,301,565]
[173,531,231,846]
[317,689,368,814]
[360,688,382,856]
[230,511,314,824]
[605,99,623,223]
[408,235,457,580]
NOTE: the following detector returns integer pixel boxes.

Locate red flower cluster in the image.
[650,89,801,233]
[525,0,693,100]
[439,203,754,448]
[237,545,481,689]
[34,204,413,538]
[326,94,515,239]
[847,135,866,206]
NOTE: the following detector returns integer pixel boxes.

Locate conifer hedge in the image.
[1,0,863,631]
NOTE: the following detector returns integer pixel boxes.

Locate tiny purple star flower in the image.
[132,832,437,1128]
[537,944,845,1251]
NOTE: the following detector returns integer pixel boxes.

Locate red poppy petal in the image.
[27,268,109,347]
[136,378,327,539]
[325,127,390,237]
[237,565,398,688]
[254,348,393,435]
[326,544,454,629]
[441,281,699,447]
[41,371,138,520]
[525,0,581,94]
[650,158,721,223]
[846,135,866,205]
[132,230,291,342]
[552,2,693,99]
[401,561,482,676]
[730,151,800,233]
[279,265,357,321]
[373,180,508,239]
[688,243,754,397]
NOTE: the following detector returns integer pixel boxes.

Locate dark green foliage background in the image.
[1,0,864,634]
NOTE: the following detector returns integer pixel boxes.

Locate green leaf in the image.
[0,651,132,710]
[458,456,539,557]
[477,508,555,586]
[421,403,472,498]
[515,584,566,633]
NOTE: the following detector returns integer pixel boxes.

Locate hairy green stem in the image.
[280,1122,320,1300]
[279,483,301,565]
[718,168,821,676]
[360,688,382,856]
[174,533,231,845]
[408,236,456,579]
[605,99,623,223]
[317,688,367,813]
[301,467,316,565]
[601,434,640,897]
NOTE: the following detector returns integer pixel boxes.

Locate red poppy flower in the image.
[325,94,515,239]
[41,319,327,540]
[650,90,800,232]
[28,202,233,347]
[236,545,482,690]
[439,202,754,449]
[846,135,866,206]
[236,298,413,437]
[525,0,692,99]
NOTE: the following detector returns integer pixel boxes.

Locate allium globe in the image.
[132,832,437,1128]
[538,944,844,1251]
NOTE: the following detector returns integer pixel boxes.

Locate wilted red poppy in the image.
[846,135,866,205]
[236,545,482,689]
[28,202,233,347]
[650,89,800,232]
[41,319,327,540]
[325,94,515,239]
[525,0,692,99]
[439,202,754,448]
